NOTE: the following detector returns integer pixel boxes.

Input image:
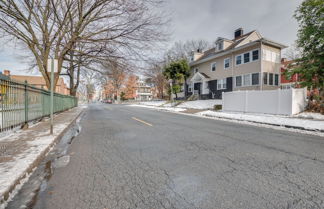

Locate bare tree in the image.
[0,0,168,92]
[283,43,302,60]
[144,60,167,99]
[166,39,211,62]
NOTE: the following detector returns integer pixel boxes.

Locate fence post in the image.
[23,80,28,129]
[245,90,248,112]
[277,88,281,114]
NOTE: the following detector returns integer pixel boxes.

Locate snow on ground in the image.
[196,111,324,131]
[177,100,222,109]
[294,112,324,120]
[0,123,69,208]
[129,104,186,112]
[139,101,167,107]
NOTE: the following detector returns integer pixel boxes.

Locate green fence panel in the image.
[0,77,77,132]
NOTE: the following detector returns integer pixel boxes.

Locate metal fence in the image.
[0,75,77,132]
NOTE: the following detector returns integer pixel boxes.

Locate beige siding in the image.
[190,43,262,81]
[236,31,261,48]
[261,44,281,74]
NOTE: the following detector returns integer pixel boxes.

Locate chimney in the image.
[234,28,243,39]
[3,70,10,76]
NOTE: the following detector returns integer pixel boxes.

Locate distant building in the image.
[2,70,69,95]
[135,80,153,101]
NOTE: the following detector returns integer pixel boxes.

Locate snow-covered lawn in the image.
[130,104,186,112]
[137,99,222,110]
[177,99,222,109]
[196,110,324,132]
[138,101,167,107]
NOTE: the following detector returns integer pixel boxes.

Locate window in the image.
[194,68,198,73]
[244,52,250,63]
[236,55,242,65]
[211,62,216,72]
[217,78,227,90]
[275,74,279,86]
[224,58,230,69]
[252,73,259,85]
[218,42,223,50]
[269,73,274,85]
[235,76,242,87]
[243,74,251,86]
[252,50,259,61]
[263,72,268,85]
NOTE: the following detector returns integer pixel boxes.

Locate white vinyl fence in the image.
[222,88,307,115]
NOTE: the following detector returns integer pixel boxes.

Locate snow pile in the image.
[0,123,69,208]
[177,100,222,109]
[294,112,324,120]
[196,111,324,131]
[139,101,167,107]
[129,104,186,112]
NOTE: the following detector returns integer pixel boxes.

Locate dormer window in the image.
[218,41,223,50]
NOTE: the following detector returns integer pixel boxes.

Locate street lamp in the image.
[47,58,58,135]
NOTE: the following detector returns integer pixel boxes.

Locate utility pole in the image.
[48,58,58,135]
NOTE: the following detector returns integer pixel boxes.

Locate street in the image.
[33,103,324,209]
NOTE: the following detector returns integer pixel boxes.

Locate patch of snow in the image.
[138,101,167,107]
[294,112,324,120]
[0,122,70,208]
[177,100,222,109]
[129,104,186,112]
[196,111,324,131]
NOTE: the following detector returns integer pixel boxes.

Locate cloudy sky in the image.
[0,0,303,75]
[165,0,303,46]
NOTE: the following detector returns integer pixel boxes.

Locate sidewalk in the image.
[0,106,85,208]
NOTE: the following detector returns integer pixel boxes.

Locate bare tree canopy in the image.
[0,0,168,92]
[166,39,211,61]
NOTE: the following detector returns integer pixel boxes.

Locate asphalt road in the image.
[33,103,324,209]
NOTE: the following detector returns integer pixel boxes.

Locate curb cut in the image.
[0,108,85,206]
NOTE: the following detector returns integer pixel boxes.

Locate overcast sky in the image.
[165,0,303,45]
[0,0,303,75]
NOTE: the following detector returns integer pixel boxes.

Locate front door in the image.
[194,83,201,95]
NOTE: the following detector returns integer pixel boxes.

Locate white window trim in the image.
[251,49,260,62]
[268,73,274,86]
[224,58,230,69]
[210,62,216,72]
[243,52,250,64]
[235,54,242,66]
[217,78,227,90]
[251,73,260,86]
[235,48,260,66]
[235,75,242,87]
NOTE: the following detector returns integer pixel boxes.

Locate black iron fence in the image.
[0,74,77,132]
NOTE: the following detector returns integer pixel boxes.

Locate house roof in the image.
[200,72,210,78]
[11,75,66,86]
[191,30,287,65]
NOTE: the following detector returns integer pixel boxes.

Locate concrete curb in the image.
[0,108,85,206]
[133,106,324,135]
